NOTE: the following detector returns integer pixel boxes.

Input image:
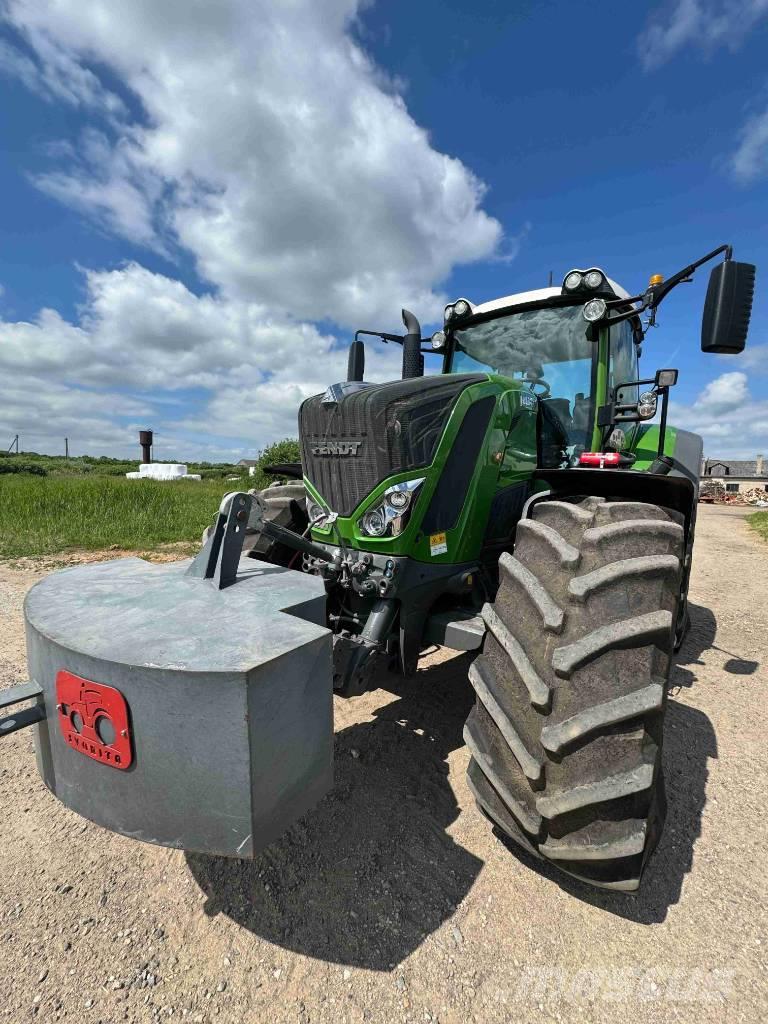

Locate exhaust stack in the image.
[401,309,423,380]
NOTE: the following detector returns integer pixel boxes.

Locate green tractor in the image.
[249,245,755,891]
[9,245,754,897]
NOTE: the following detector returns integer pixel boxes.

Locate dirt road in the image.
[1,505,766,1023]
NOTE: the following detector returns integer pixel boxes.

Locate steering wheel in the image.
[527,378,551,398]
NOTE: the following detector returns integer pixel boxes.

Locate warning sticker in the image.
[429,532,448,556]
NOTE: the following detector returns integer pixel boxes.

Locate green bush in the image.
[0,461,47,476]
[248,438,301,491]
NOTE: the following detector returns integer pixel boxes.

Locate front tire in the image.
[465,496,684,892]
[200,481,308,567]
[246,481,308,566]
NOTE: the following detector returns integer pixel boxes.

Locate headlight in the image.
[386,490,410,511]
[361,509,387,537]
[453,299,470,318]
[431,330,446,350]
[307,501,325,521]
[584,270,604,289]
[564,271,582,291]
[638,391,658,419]
[583,297,607,322]
[444,304,454,324]
[358,478,425,538]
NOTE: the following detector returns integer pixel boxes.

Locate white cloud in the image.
[692,371,749,413]
[0,263,404,458]
[0,371,151,459]
[670,370,768,457]
[0,0,510,459]
[32,130,164,250]
[638,2,768,181]
[638,0,768,69]
[0,35,125,114]
[731,102,768,182]
[717,342,768,372]
[1,0,503,328]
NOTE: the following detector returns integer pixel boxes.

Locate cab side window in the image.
[610,321,639,405]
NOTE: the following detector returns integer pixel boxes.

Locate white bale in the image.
[126,463,200,481]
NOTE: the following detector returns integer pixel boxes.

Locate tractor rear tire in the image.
[465,496,684,892]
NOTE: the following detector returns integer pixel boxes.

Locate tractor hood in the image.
[299,374,485,517]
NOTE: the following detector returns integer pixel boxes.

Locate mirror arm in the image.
[355,329,405,346]
[646,243,732,308]
[598,243,734,337]
[355,325,429,358]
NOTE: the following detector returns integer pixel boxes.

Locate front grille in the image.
[299,375,485,516]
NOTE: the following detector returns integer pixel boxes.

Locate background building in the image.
[701,455,767,494]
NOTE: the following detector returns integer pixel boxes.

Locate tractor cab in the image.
[433,271,637,463]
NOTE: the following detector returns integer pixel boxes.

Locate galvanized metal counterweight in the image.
[20,494,334,858]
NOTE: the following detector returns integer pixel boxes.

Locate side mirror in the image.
[701,260,755,353]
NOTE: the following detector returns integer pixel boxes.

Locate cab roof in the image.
[458,277,632,319]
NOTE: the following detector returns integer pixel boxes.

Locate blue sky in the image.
[0,0,766,461]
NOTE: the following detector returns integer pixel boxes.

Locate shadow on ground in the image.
[672,602,758,689]
[186,655,482,970]
[188,600,727,950]
[493,698,718,924]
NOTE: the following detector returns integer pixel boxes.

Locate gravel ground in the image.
[1,504,766,1023]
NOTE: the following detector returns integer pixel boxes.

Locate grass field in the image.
[749,511,768,542]
[0,476,237,558]
[0,439,301,558]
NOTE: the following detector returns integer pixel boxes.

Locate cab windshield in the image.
[448,302,595,449]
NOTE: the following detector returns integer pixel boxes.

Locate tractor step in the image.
[424,609,486,651]
[22,553,333,858]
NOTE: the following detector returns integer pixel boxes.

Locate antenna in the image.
[548,270,553,287]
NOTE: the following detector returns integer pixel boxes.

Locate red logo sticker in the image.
[56,671,132,770]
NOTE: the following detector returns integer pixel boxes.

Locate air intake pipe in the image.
[401,309,424,380]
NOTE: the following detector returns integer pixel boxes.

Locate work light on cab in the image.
[563,270,582,291]
[583,297,607,322]
[584,269,604,289]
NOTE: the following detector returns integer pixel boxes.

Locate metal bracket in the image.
[0,681,44,738]
[186,491,253,589]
